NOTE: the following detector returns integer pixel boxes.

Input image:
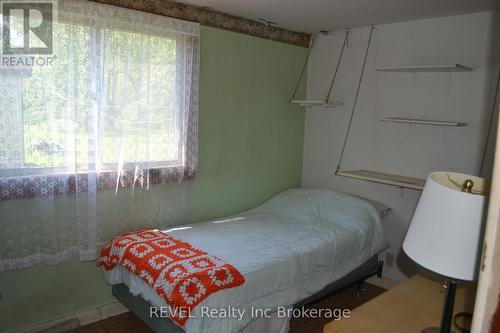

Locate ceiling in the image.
[180,0,498,33]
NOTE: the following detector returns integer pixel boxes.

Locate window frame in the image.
[0,17,199,200]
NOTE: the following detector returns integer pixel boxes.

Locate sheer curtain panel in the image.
[0,0,199,271]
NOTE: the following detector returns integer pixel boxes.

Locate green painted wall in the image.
[0,26,307,331]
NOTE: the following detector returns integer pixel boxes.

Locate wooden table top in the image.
[324,274,476,333]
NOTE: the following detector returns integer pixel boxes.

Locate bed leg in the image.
[377,260,384,278]
[355,281,367,299]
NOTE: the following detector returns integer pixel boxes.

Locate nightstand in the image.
[324,274,476,333]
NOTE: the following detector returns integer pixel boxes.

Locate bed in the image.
[103,188,388,333]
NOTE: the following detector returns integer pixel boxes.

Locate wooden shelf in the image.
[290,100,344,108]
[379,117,466,127]
[376,64,472,73]
[336,169,425,190]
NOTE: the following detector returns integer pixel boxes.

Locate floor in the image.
[75,282,385,333]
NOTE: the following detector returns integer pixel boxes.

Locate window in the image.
[100,29,181,168]
[0,5,199,200]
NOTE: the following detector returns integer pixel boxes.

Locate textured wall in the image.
[0,26,307,331]
[302,11,500,282]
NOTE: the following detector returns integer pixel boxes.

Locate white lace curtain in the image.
[0,0,199,271]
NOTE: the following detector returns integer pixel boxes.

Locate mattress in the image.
[104,188,387,333]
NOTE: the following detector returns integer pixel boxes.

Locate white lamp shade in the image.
[403,172,487,281]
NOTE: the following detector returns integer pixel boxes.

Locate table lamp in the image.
[403,171,487,333]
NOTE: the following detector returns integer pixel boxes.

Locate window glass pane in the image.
[22,24,91,170]
[0,23,185,177]
[0,23,91,174]
[0,73,24,169]
[100,29,179,166]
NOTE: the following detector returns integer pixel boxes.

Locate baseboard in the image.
[8,301,129,333]
[366,275,401,290]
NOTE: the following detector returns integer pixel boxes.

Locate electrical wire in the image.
[479,69,500,177]
[453,312,473,333]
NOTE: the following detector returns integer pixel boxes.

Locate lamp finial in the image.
[462,179,474,193]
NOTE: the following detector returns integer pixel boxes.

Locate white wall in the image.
[302,11,500,281]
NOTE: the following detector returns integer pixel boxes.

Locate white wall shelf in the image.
[290,100,344,108]
[379,117,467,127]
[376,64,473,73]
[336,169,425,190]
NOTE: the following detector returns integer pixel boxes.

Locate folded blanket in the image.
[97,229,245,325]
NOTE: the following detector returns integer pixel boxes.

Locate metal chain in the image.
[336,26,375,172]
[290,37,314,101]
[324,30,350,103]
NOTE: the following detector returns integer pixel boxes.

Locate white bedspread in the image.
[104,188,387,333]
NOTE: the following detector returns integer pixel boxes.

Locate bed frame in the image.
[111,255,384,333]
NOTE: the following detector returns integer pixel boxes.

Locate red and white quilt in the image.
[97,229,245,325]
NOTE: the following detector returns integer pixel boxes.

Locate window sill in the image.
[0,165,196,201]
